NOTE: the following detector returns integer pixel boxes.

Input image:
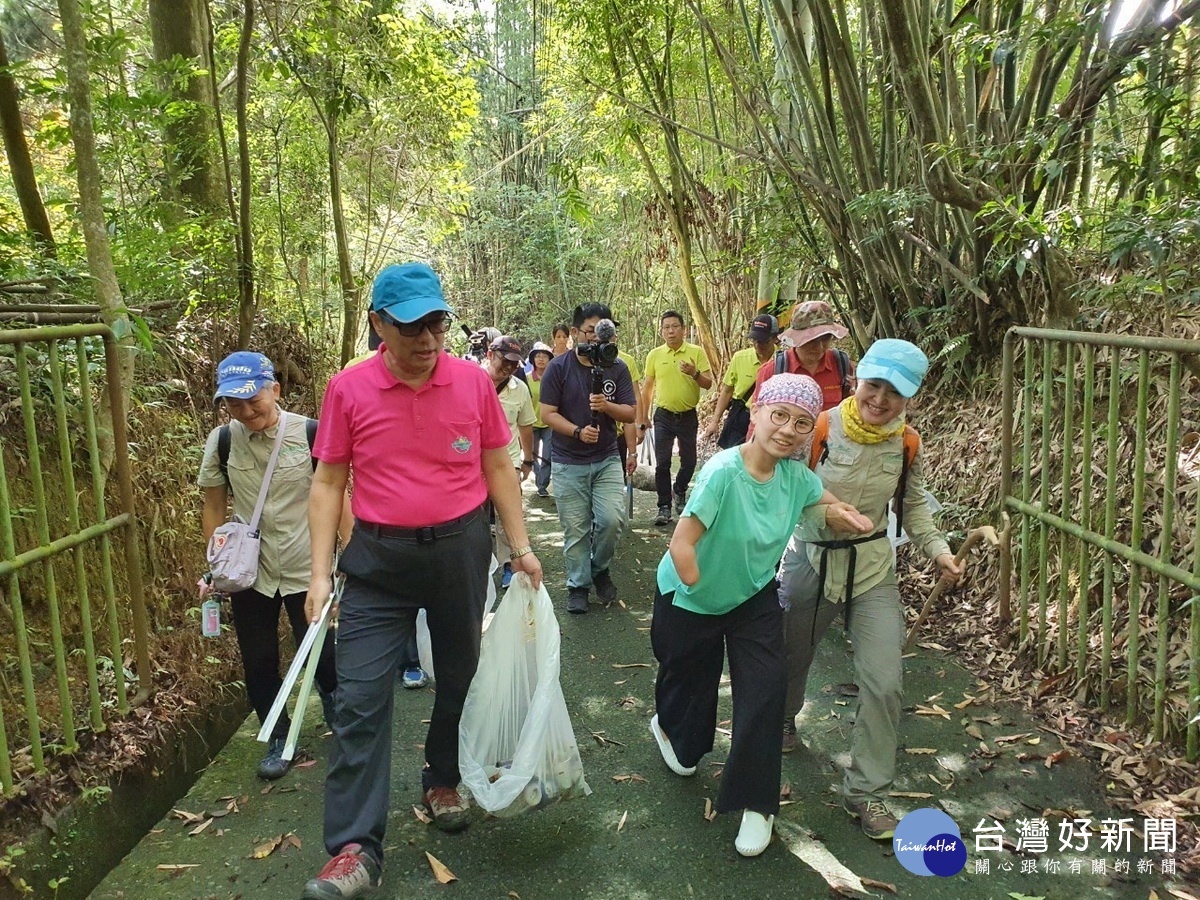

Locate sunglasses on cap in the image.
[376,310,454,337]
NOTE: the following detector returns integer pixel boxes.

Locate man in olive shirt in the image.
[639,309,712,526]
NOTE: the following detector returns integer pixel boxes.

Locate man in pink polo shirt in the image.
[302,262,542,900]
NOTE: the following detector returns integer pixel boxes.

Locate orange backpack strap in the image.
[893,425,921,536]
[808,411,830,470]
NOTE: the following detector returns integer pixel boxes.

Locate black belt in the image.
[356,506,483,543]
[811,529,888,643]
[655,408,697,418]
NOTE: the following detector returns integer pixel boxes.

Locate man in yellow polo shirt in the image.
[639,309,712,526]
[702,313,779,449]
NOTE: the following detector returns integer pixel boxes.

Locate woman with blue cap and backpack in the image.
[198,351,338,780]
[776,338,963,842]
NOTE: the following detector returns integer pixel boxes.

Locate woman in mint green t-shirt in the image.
[648,374,872,858]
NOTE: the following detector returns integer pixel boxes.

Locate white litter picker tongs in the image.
[257,574,340,761]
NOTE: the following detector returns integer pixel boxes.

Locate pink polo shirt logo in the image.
[452,436,473,454]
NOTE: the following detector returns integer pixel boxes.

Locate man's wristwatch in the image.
[509,545,532,560]
[573,425,584,441]
[637,423,648,431]
[522,459,534,466]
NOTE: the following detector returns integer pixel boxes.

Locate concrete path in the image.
[96,486,1174,899]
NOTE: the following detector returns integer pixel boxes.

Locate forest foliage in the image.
[0,0,1197,379]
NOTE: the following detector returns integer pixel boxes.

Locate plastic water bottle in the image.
[201,598,221,637]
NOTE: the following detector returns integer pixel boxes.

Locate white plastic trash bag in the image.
[416,609,435,680]
[459,574,591,817]
[417,554,499,681]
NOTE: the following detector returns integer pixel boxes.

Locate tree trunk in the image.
[234,0,255,348]
[330,119,358,367]
[148,0,225,215]
[55,0,134,465]
[0,27,56,256]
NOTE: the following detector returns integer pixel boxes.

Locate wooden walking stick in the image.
[904,525,999,651]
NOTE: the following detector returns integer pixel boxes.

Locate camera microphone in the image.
[595,318,617,343]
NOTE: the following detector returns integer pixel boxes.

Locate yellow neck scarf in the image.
[840,396,905,444]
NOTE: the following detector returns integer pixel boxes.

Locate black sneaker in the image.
[257,736,291,780]
[593,570,617,604]
[673,491,687,514]
[567,588,590,614]
[655,505,672,526]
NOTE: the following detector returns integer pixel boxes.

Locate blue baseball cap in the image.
[856,339,929,398]
[214,351,275,400]
[371,262,453,323]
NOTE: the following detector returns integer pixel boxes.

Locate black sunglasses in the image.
[377,310,454,337]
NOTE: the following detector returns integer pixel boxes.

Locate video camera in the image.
[576,318,619,368]
[462,325,499,363]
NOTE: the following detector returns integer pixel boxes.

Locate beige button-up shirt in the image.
[797,408,950,602]
[198,411,315,597]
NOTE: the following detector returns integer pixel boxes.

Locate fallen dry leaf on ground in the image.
[905,748,938,755]
[994,732,1033,744]
[617,810,628,832]
[611,773,648,784]
[250,835,283,859]
[611,663,650,669]
[412,805,433,824]
[188,819,212,837]
[425,852,457,884]
[776,819,869,895]
[861,876,897,893]
[155,864,200,872]
[703,798,716,822]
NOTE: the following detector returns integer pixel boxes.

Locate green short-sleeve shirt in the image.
[657,448,825,614]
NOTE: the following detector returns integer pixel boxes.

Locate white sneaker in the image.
[735,811,775,857]
[649,714,696,776]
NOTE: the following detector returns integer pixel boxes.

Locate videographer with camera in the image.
[538,303,636,614]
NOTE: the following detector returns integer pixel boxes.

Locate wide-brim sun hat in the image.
[371,262,453,323]
[781,300,848,347]
[529,340,553,360]
[856,338,929,398]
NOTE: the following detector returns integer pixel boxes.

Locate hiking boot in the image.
[843,796,898,840]
[401,667,429,690]
[302,843,380,899]
[673,491,687,514]
[423,785,470,832]
[593,570,617,604]
[501,562,514,589]
[257,736,291,780]
[655,505,672,526]
[567,588,590,615]
[649,714,696,776]
[781,718,797,753]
